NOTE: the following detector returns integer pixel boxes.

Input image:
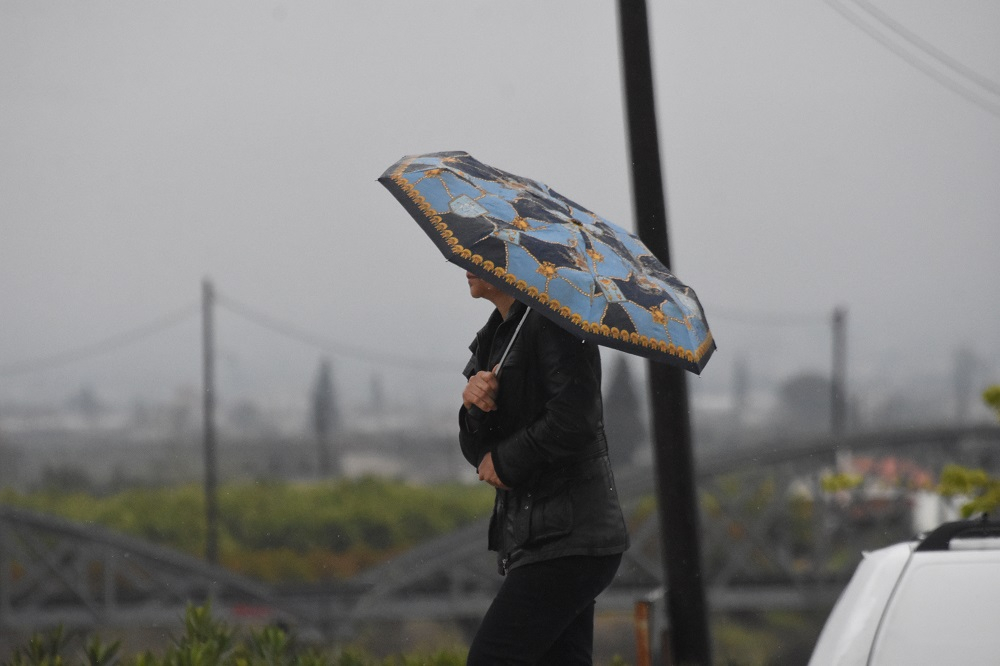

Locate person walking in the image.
[460,271,630,665]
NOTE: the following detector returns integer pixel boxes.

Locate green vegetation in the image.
[713,610,826,666]
[937,464,1000,518]
[936,384,1000,518]
[984,384,1000,421]
[2,603,469,666]
[0,478,494,582]
[4,384,997,663]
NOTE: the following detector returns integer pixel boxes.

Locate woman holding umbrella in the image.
[380,150,713,664]
[460,271,630,665]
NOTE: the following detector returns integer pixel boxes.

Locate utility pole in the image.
[830,306,848,437]
[617,1,712,664]
[202,278,219,564]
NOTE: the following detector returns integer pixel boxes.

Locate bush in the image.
[1,608,637,666]
[2,604,469,666]
[0,479,494,583]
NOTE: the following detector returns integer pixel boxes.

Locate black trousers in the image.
[467,553,623,666]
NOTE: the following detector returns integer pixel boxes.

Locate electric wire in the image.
[0,304,199,378]
[0,293,828,380]
[843,0,1000,96]
[821,0,1000,118]
[214,292,457,374]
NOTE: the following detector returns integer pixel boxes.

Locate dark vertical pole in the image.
[202,278,219,564]
[616,2,712,664]
[831,306,848,436]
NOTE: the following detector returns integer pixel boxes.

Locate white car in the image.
[808,518,1000,665]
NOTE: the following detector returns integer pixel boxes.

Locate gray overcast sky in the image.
[2,1,998,417]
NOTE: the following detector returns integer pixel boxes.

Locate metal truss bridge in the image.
[2,424,998,640]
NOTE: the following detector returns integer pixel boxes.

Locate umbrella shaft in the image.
[494,308,531,379]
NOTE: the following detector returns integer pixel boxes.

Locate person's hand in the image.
[463,369,499,413]
[478,452,509,489]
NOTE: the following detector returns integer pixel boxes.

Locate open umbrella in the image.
[379,151,715,374]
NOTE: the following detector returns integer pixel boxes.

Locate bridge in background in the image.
[2,424,998,641]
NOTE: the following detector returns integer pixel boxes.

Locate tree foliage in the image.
[311,359,339,476]
[984,384,1000,421]
[774,372,831,434]
[936,384,1000,518]
[603,355,647,469]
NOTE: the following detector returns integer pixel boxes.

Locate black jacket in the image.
[459,300,630,574]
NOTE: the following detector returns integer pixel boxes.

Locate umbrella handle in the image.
[466,308,531,421]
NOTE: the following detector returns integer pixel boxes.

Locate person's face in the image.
[466,272,497,300]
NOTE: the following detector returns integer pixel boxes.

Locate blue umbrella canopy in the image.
[379,151,715,374]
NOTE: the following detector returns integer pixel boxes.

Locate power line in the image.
[0,304,199,378]
[822,0,1000,119]
[214,292,457,374]
[0,292,460,380]
[844,0,1000,96]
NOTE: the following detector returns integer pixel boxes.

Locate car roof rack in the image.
[916,516,1000,552]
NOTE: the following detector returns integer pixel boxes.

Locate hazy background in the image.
[2,1,999,431]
